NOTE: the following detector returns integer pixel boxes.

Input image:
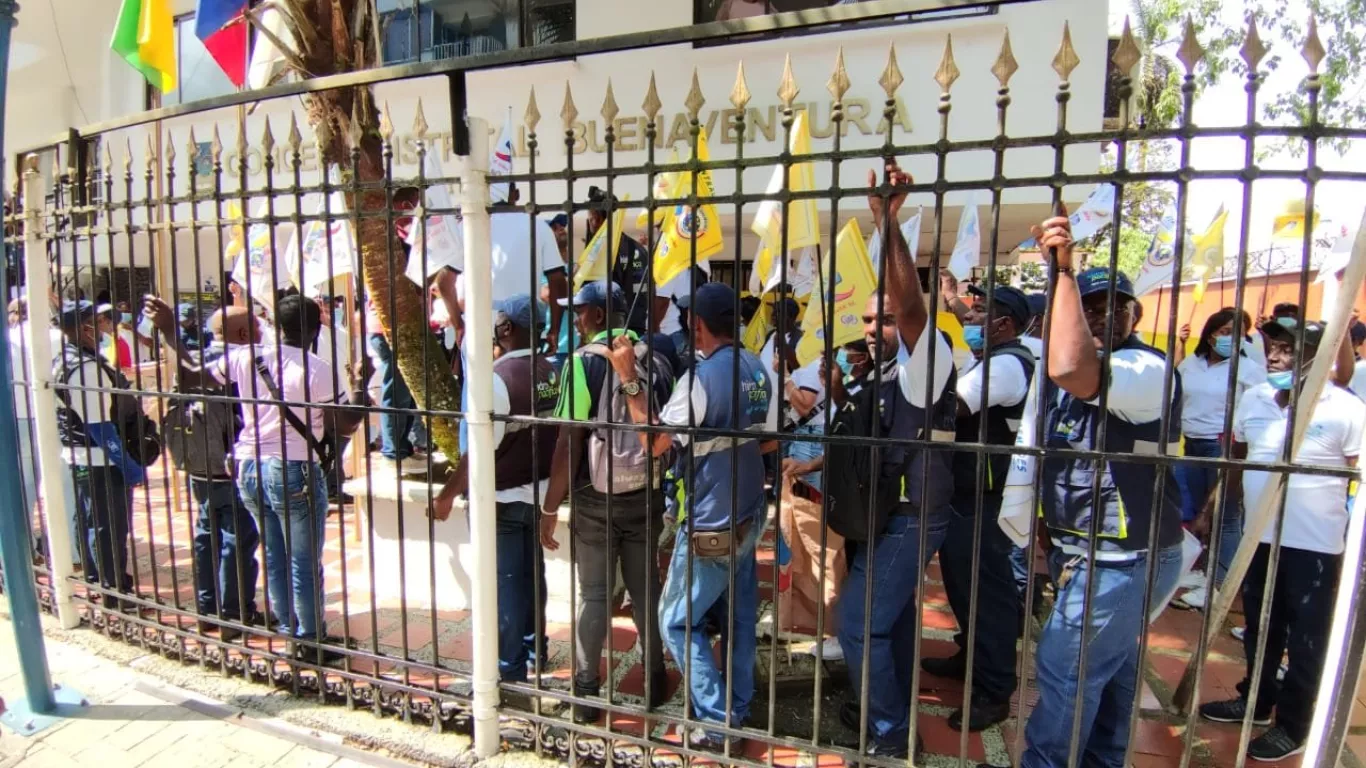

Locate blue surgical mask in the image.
[1212,336,1234,358]
[121,312,133,324]
[836,349,855,376]
[962,324,986,351]
[1267,369,1295,390]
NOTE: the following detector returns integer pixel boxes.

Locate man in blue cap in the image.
[434,294,560,684]
[538,280,673,723]
[654,281,771,752]
[1022,212,1186,768]
[54,300,145,612]
[923,284,1034,732]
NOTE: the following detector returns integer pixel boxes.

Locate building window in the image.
[378,0,574,65]
[696,0,878,23]
[159,14,240,108]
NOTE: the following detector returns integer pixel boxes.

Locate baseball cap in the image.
[95,302,115,316]
[682,283,738,326]
[1026,292,1047,319]
[548,213,569,229]
[559,280,626,310]
[58,300,96,331]
[970,285,1032,329]
[494,294,543,330]
[1260,317,1326,349]
[1075,267,1136,301]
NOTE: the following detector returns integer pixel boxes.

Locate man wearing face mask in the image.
[1198,318,1363,761]
[1022,209,1186,768]
[922,284,1033,732]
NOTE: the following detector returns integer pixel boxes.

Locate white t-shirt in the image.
[657,262,711,336]
[1350,359,1366,404]
[492,349,549,504]
[1019,335,1044,361]
[58,353,115,466]
[12,322,67,421]
[895,328,955,410]
[411,212,563,304]
[1233,383,1365,555]
[1177,353,1267,439]
[957,352,1029,415]
[1083,346,1170,425]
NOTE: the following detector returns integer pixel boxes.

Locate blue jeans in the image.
[237,459,328,639]
[369,334,415,460]
[190,478,260,620]
[837,508,950,744]
[72,465,134,597]
[659,513,762,729]
[1022,544,1184,768]
[496,502,547,682]
[1174,437,1243,585]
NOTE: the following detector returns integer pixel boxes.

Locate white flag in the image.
[247,5,294,91]
[488,108,514,204]
[866,207,922,275]
[947,194,982,280]
[404,146,465,286]
[1132,211,1180,297]
[230,202,290,307]
[284,179,357,291]
[1008,185,1116,254]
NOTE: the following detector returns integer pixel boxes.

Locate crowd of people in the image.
[14,157,1366,766]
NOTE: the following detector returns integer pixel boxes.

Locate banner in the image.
[284,186,357,292]
[404,148,464,285]
[1132,211,1179,297]
[652,129,725,286]
[749,111,820,295]
[946,193,982,280]
[489,107,514,204]
[795,219,878,367]
[1190,206,1228,302]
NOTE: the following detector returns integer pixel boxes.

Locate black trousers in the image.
[1238,543,1342,742]
[938,491,1022,703]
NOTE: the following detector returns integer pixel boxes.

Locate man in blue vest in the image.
[923,284,1034,732]
[1022,213,1186,768]
[835,162,957,759]
[654,282,772,753]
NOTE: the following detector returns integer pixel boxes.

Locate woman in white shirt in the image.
[1172,308,1266,607]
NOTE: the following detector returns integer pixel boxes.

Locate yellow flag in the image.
[636,148,684,230]
[575,199,628,290]
[1191,206,1228,303]
[741,297,773,354]
[795,219,878,367]
[749,112,820,295]
[652,130,725,286]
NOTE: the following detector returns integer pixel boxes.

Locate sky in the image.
[1108,0,1364,254]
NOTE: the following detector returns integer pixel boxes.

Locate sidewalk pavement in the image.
[0,615,407,768]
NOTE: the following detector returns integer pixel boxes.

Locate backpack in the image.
[55,348,162,466]
[580,339,675,495]
[161,385,242,478]
[824,375,903,542]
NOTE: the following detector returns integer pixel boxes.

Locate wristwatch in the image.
[619,379,643,396]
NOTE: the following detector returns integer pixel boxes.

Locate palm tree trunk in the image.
[288,0,462,459]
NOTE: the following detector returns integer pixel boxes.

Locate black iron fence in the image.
[6,4,1366,768]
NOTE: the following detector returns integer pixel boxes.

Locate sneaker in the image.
[1231,626,1246,642]
[1247,726,1305,762]
[921,651,968,681]
[1175,587,1208,610]
[810,636,844,661]
[948,693,1011,732]
[686,726,746,754]
[1199,697,1272,726]
[1178,570,1207,592]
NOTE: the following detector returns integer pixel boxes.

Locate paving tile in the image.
[276,745,339,768]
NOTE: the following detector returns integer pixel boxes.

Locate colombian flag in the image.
[110,0,177,92]
[194,0,249,87]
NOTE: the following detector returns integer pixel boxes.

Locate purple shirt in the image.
[212,343,347,462]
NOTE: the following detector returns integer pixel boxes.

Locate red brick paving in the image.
[33,456,1366,768]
